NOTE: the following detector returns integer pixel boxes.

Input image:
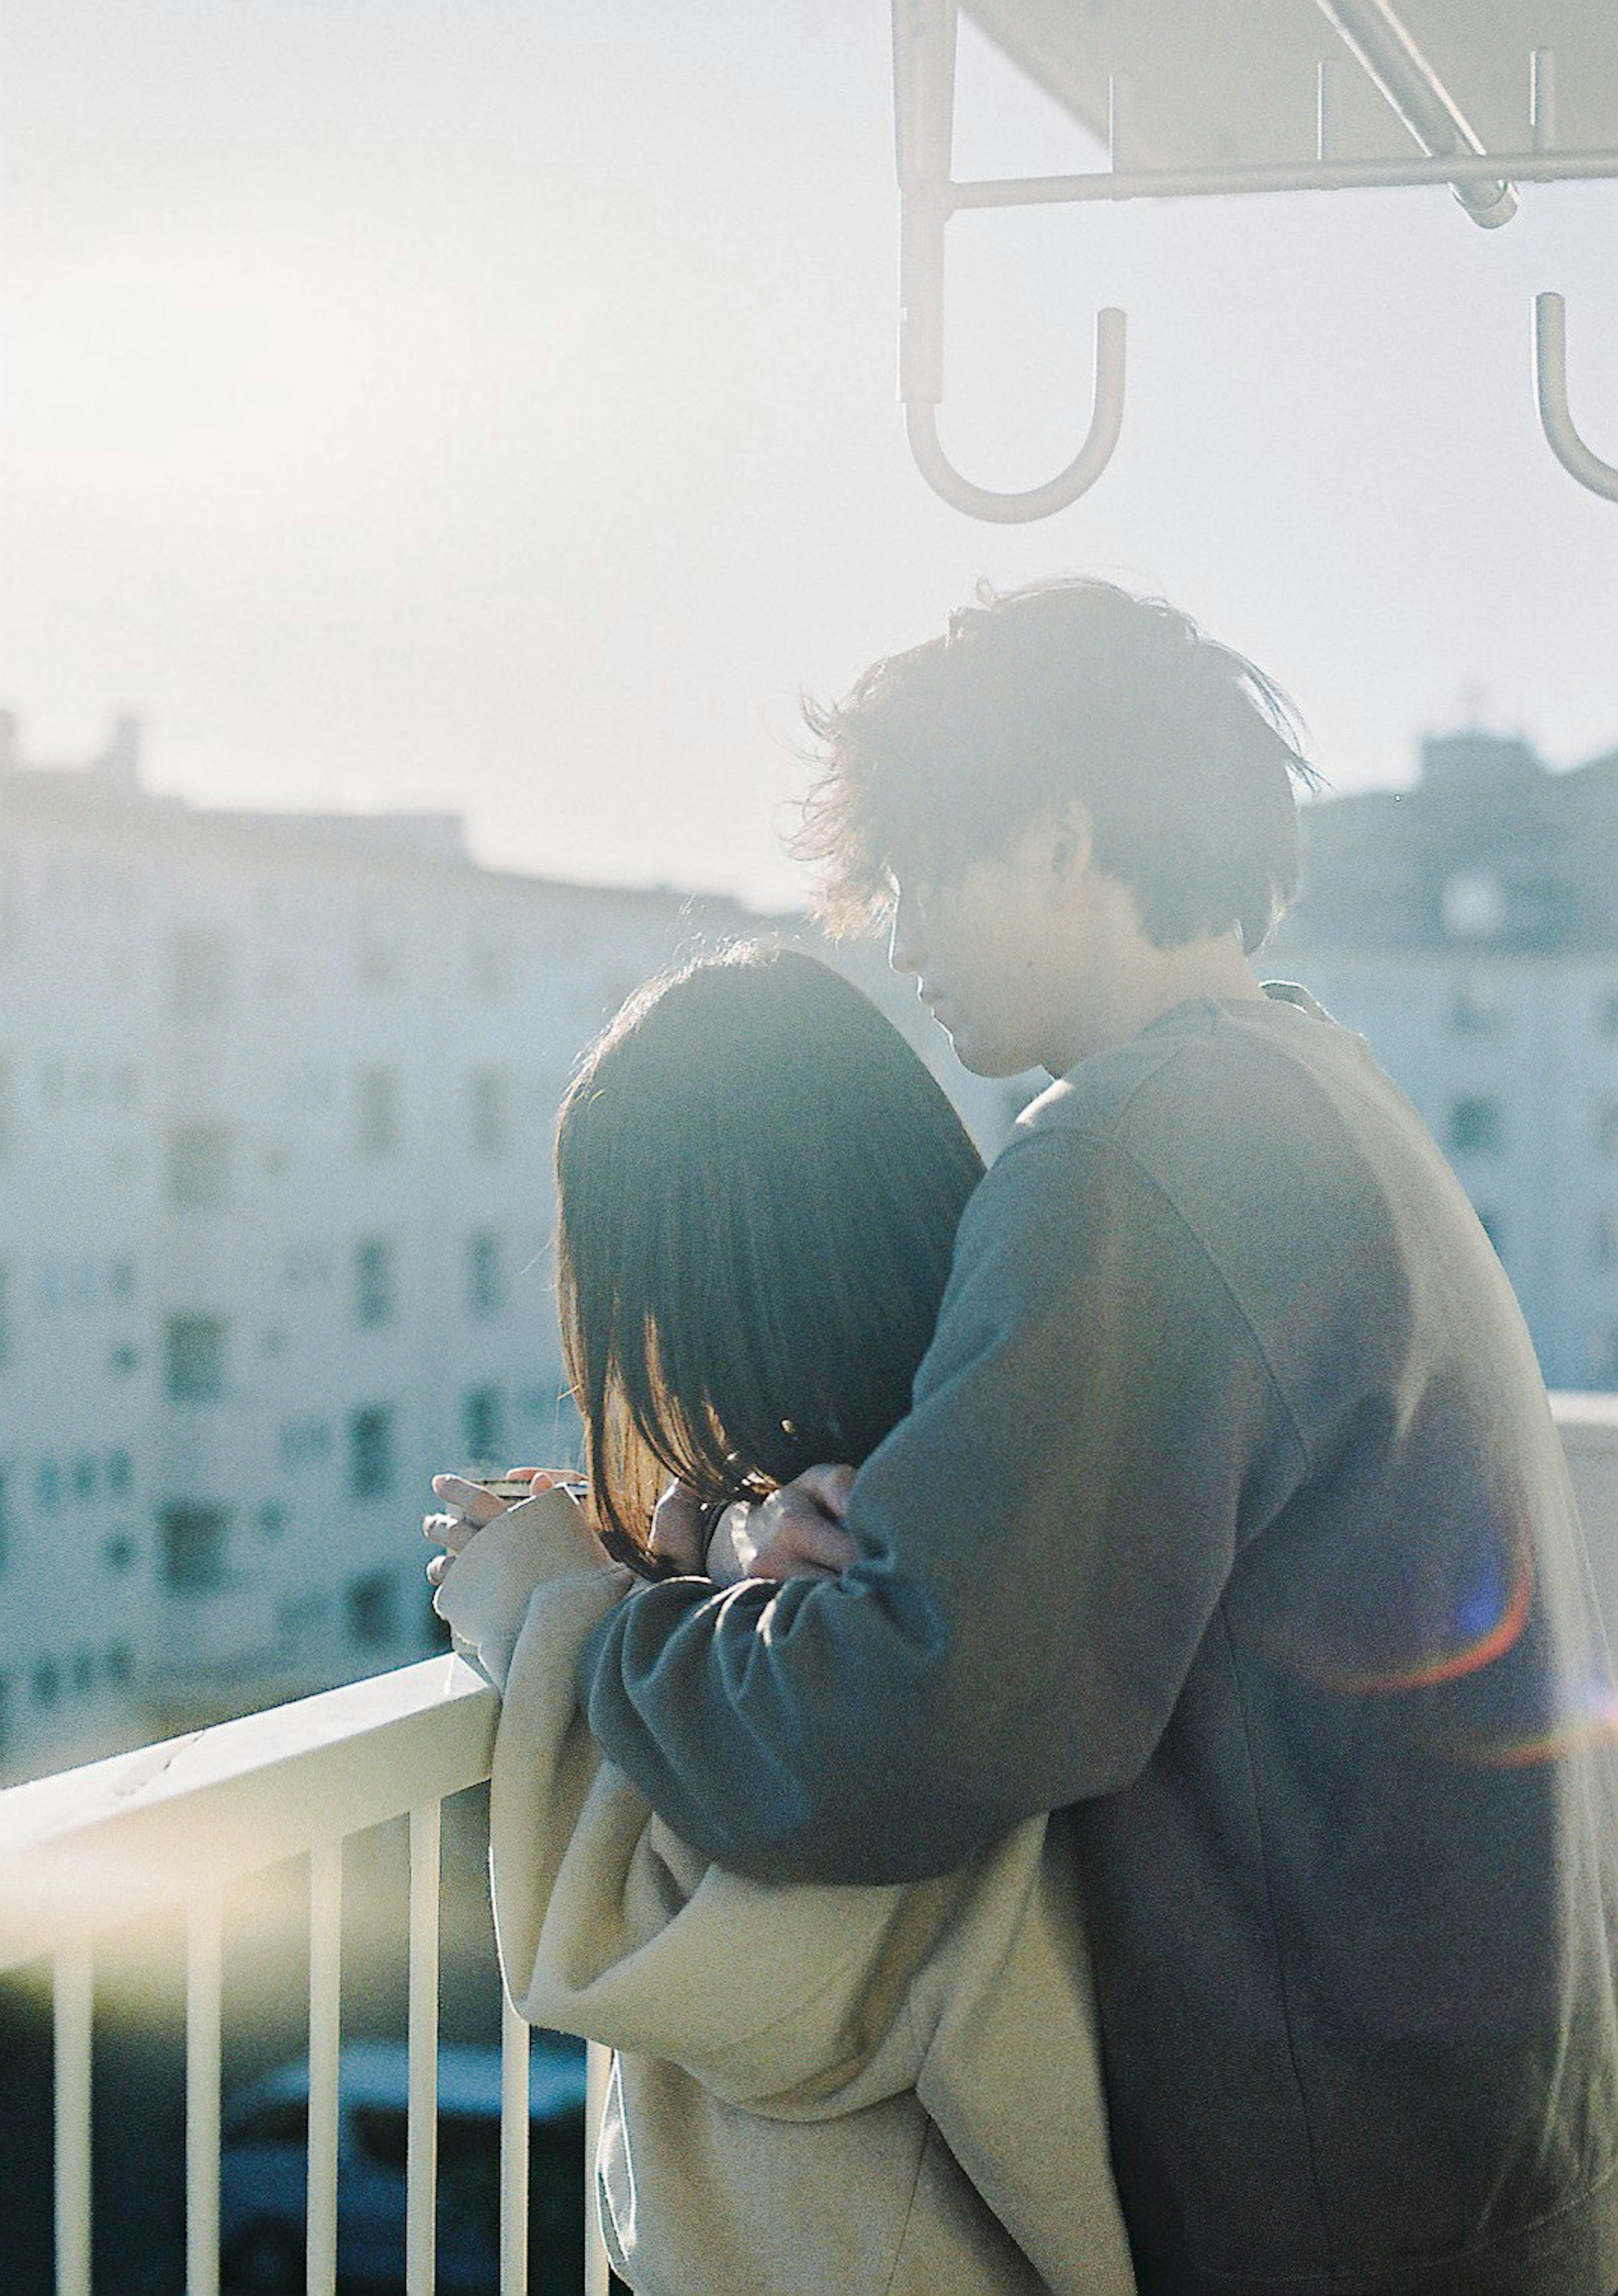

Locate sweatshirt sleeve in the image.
[477,1541,1001,2120]
[433,1484,623,1690]
[577,1125,1309,1884]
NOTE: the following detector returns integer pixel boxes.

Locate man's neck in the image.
[1045,924,1266,1075]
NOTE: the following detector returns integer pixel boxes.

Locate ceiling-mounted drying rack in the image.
[894,0,1618,521]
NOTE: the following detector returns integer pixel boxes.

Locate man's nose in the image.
[888,887,924,976]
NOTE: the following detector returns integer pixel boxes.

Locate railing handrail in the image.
[0,1653,497,1973]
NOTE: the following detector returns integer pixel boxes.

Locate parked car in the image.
[219,2036,588,2294]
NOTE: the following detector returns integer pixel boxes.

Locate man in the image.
[576,579,1618,2295]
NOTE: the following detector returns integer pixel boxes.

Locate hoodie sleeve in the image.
[445,1518,1003,2119]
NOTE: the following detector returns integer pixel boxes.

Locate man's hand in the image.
[743,1465,860,1581]
[648,1465,861,1583]
[423,1468,574,1588]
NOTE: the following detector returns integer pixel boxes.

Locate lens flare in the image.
[1297,1544,1535,1698]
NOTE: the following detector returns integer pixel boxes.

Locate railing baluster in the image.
[54,1941,94,2296]
[499,1989,530,2296]
[584,2044,611,2296]
[407,1801,441,2296]
[307,1841,344,2296]
[186,1890,224,2296]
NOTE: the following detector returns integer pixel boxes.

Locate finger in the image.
[426,1553,449,1588]
[793,1462,858,1518]
[431,1473,508,1527]
[423,1511,480,1553]
[750,1518,860,1579]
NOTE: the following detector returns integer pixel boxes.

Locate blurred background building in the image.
[0,716,1015,1786]
[1275,725,1618,1394]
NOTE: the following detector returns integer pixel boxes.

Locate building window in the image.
[102,1532,137,1572]
[104,1449,132,1496]
[108,1258,136,1301]
[159,1503,229,1590]
[257,1502,287,1540]
[166,929,232,1023]
[1440,873,1505,941]
[355,1065,400,1160]
[468,1069,509,1159]
[32,1659,60,1706]
[463,1385,504,1466]
[346,1570,396,1647]
[106,1643,133,1685]
[1448,987,1504,1038]
[1595,1102,1618,1159]
[1447,1096,1503,1156]
[110,1343,139,1377]
[354,1238,397,1328]
[167,1124,232,1210]
[466,1230,505,1319]
[71,1456,97,1502]
[38,1460,62,1507]
[165,1313,227,1402]
[348,1405,396,1499]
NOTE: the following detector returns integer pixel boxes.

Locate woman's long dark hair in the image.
[555,944,986,1571]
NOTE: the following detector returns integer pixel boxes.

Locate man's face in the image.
[887,836,1076,1078]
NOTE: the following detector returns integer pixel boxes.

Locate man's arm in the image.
[579,1125,1308,1884]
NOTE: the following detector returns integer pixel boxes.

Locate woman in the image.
[429,945,1133,2296]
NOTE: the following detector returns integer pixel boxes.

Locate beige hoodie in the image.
[436,1488,1135,2296]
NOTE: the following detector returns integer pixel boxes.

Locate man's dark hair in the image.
[796,577,1321,955]
[555,944,985,1570]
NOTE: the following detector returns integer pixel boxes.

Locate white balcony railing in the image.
[0,1652,612,2296]
[5,1395,1618,2296]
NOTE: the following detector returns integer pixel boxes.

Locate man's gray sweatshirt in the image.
[580,989,1618,2296]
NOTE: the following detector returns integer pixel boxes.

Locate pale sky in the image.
[3,0,1616,908]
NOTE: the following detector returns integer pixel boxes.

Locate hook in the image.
[903,310,1128,523]
[1534,292,1618,504]
[893,0,1125,523]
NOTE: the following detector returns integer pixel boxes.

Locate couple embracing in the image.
[429,579,1618,2296]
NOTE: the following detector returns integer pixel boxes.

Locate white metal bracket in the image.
[892,2,1618,519]
[1535,292,1618,506]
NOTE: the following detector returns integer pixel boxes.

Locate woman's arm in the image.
[437,1502,995,2119]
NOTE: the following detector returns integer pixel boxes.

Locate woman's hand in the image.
[423,1468,574,1588]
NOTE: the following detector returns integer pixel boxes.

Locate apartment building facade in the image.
[1272,727,1618,1395]
[0,718,1015,1784]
